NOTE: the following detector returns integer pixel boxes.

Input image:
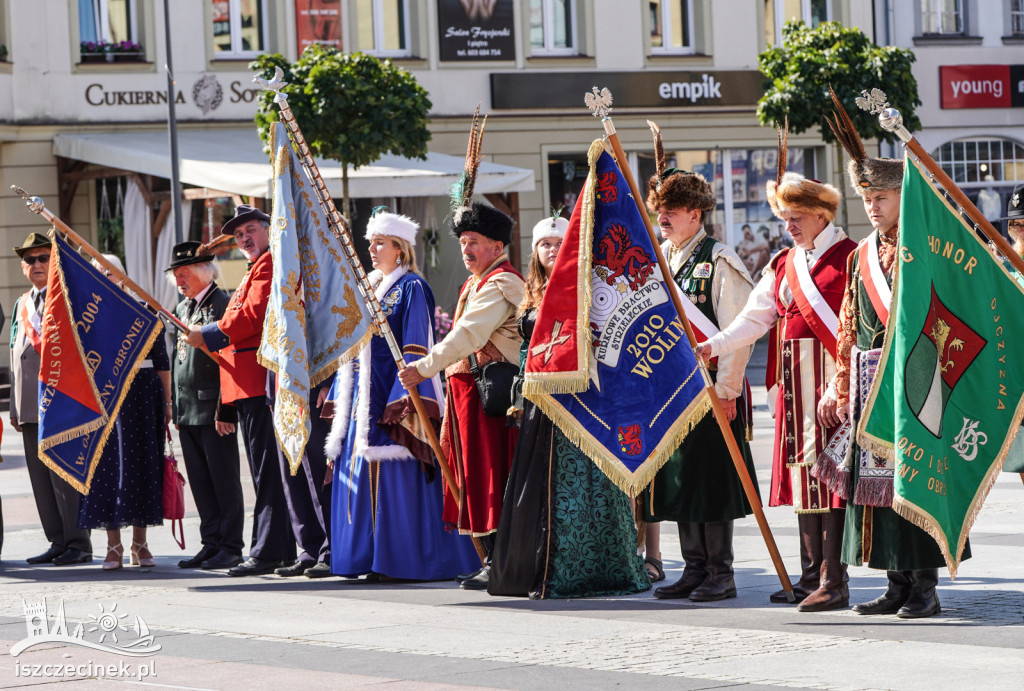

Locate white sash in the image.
[668,280,719,340]
[862,232,891,323]
[791,247,839,336]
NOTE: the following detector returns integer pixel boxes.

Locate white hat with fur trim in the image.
[365,210,419,246]
[531,215,569,249]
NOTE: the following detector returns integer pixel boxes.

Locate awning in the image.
[52,128,535,199]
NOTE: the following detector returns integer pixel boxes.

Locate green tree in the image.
[758,21,921,144]
[252,46,432,216]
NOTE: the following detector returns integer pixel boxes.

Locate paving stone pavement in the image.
[1,382,1023,689]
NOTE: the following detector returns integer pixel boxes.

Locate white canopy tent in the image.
[52,129,535,199]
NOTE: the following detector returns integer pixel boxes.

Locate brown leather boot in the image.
[689,521,736,601]
[770,513,822,603]
[654,522,706,599]
[798,509,849,612]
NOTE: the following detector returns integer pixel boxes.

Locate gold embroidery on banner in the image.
[331,284,362,340]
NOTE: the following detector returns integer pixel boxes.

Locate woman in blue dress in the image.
[78,255,169,570]
[325,210,479,580]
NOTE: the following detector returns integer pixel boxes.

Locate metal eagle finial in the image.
[11,185,44,214]
[585,87,613,119]
[855,88,889,115]
[855,86,911,144]
[253,66,289,104]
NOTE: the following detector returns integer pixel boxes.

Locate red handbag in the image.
[162,427,187,550]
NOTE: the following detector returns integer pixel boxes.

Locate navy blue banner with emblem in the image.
[38,233,162,494]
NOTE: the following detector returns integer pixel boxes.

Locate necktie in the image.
[33,290,44,314]
[187,299,197,318]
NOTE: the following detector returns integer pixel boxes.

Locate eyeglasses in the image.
[22,254,50,266]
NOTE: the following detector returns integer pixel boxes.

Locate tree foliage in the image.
[251,46,432,212]
[757,21,921,145]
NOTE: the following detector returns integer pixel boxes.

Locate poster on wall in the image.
[437,0,515,61]
[295,0,342,53]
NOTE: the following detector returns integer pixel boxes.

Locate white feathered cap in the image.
[531,215,569,249]
[365,211,419,246]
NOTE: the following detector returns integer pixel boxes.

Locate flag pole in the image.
[857,88,1024,276]
[584,88,795,601]
[254,69,485,564]
[11,185,222,365]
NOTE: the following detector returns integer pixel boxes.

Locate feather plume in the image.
[449,104,488,223]
[825,85,867,166]
[197,234,235,255]
[776,116,788,187]
[647,120,665,179]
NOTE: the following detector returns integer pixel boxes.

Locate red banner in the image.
[295,0,341,53]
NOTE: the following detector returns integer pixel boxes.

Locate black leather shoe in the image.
[178,547,217,569]
[276,560,316,577]
[304,562,333,579]
[455,567,484,583]
[201,551,244,570]
[228,557,286,576]
[53,548,92,566]
[853,571,913,615]
[653,573,705,600]
[770,584,812,604]
[897,569,941,619]
[27,546,64,565]
[460,565,490,590]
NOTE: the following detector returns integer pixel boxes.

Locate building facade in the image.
[2,0,881,373]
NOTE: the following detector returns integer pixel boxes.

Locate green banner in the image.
[859,155,1024,576]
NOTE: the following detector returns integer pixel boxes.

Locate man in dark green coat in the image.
[167,241,244,570]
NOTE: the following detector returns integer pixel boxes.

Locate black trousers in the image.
[278,388,332,563]
[179,423,245,556]
[235,398,295,562]
[21,423,92,554]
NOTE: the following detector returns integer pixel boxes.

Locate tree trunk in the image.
[342,161,350,222]
[834,141,849,232]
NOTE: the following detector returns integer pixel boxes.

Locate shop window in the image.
[1012,0,1024,35]
[356,0,410,57]
[921,0,963,35]
[932,137,1024,226]
[79,0,144,62]
[765,0,830,45]
[650,0,693,54]
[212,0,266,58]
[550,146,815,279]
[530,0,576,55]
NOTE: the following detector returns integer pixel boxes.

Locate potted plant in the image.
[80,39,144,63]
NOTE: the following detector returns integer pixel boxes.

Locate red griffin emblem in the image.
[595,223,655,291]
[597,171,618,203]
[618,423,643,456]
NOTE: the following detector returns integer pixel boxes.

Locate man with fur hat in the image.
[186,205,296,575]
[640,146,760,602]
[816,92,965,618]
[9,232,93,565]
[398,200,524,590]
[168,241,244,571]
[697,138,857,612]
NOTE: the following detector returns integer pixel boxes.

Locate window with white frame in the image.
[212,0,266,58]
[1012,0,1024,35]
[530,0,576,55]
[356,0,410,57]
[79,0,139,45]
[933,137,1024,223]
[650,0,694,54]
[765,0,831,45]
[921,0,963,35]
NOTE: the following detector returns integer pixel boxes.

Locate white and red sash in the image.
[18,292,42,354]
[785,249,840,358]
[668,280,718,342]
[857,232,891,326]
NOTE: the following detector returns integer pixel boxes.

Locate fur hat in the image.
[449,201,514,245]
[766,172,842,223]
[645,169,715,213]
[531,215,568,249]
[846,158,904,195]
[365,210,419,246]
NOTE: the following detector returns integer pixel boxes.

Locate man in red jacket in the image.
[187,205,295,575]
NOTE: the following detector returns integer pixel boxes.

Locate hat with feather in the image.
[448,105,514,245]
[644,121,715,214]
[766,117,842,222]
[825,86,903,195]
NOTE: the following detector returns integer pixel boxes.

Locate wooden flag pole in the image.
[584,89,795,601]
[11,185,222,366]
[858,89,1024,276]
[254,69,485,564]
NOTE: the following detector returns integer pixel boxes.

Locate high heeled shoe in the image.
[130,540,155,567]
[103,544,124,571]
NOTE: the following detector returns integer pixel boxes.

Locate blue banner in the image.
[260,122,373,472]
[38,233,162,494]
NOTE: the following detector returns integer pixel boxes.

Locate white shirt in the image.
[705,223,848,358]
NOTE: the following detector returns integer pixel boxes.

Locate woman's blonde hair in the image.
[518,249,549,316]
[373,234,420,274]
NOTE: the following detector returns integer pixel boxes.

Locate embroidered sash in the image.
[19,292,42,353]
[858,233,891,326]
[785,249,840,358]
